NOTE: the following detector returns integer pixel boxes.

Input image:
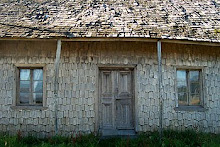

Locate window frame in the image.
[14,64,46,108]
[175,66,205,110]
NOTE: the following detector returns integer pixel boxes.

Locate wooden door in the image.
[99,69,134,136]
[116,71,134,129]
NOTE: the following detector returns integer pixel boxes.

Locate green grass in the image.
[1,130,220,147]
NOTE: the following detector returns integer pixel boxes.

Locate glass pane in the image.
[190,82,200,94]
[190,71,199,82]
[190,94,200,105]
[33,81,43,93]
[33,93,43,104]
[33,69,43,80]
[20,93,30,104]
[20,81,30,93]
[177,70,187,93]
[20,69,30,80]
[177,82,187,93]
[178,93,188,105]
[177,70,186,82]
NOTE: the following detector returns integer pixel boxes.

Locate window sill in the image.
[174,106,207,112]
[11,106,48,110]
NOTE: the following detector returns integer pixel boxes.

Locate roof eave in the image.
[0,37,219,46]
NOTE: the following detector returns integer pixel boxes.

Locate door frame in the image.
[96,64,137,135]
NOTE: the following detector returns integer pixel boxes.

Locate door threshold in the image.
[101,129,136,137]
[100,134,138,139]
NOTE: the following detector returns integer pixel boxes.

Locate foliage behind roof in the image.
[0,0,220,42]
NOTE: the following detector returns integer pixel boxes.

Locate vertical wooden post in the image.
[54,39,62,135]
[157,40,163,140]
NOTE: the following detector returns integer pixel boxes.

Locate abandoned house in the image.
[0,0,220,137]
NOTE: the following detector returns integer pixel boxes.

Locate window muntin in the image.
[18,68,43,106]
[177,69,202,106]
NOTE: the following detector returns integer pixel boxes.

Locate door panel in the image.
[100,71,114,128]
[116,71,134,129]
[102,103,113,127]
[118,71,132,94]
[101,71,113,97]
[99,69,134,136]
[116,99,133,129]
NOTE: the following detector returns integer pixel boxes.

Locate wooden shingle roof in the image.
[0,0,220,42]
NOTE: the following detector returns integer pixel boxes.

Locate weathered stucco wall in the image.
[0,40,219,137]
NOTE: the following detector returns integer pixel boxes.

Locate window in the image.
[17,68,43,106]
[177,69,202,106]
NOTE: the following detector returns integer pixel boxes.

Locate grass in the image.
[1,130,220,147]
